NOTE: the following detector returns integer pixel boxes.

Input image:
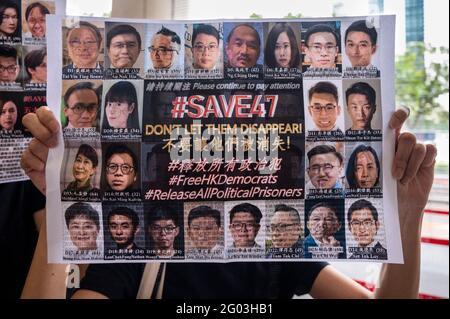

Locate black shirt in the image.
[0,181,46,299]
[80,261,328,299]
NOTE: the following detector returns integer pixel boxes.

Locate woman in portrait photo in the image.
[0,97,18,132]
[24,2,49,39]
[65,202,100,252]
[102,81,139,130]
[64,144,100,193]
[0,1,20,40]
[265,22,300,68]
[63,21,103,70]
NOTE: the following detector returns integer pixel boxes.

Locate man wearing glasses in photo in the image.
[104,143,138,192]
[148,26,180,70]
[307,81,343,133]
[106,24,142,69]
[146,206,182,258]
[306,144,344,191]
[0,44,20,83]
[303,24,339,69]
[267,204,304,258]
[347,199,387,259]
[190,24,220,70]
[63,82,99,129]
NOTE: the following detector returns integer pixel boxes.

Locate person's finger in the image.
[20,146,47,195]
[28,137,49,164]
[389,107,410,145]
[21,147,45,173]
[400,143,427,185]
[389,107,410,130]
[420,144,438,169]
[392,132,416,179]
[36,106,60,135]
[22,111,58,148]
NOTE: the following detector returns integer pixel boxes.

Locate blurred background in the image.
[65,0,449,299]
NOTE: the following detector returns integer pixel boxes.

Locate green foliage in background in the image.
[284,13,303,19]
[249,13,263,19]
[395,43,449,129]
[250,13,302,19]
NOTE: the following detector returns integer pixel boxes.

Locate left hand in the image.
[389,108,437,227]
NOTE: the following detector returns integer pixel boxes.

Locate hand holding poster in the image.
[44,14,402,263]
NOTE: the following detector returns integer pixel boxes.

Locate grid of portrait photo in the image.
[1,0,55,183]
[57,17,387,262]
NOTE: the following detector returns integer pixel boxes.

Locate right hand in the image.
[389,108,437,224]
[21,107,60,195]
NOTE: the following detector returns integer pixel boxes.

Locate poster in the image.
[0,0,61,183]
[45,15,402,263]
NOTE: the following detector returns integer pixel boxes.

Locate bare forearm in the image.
[375,211,422,299]
[21,211,68,299]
